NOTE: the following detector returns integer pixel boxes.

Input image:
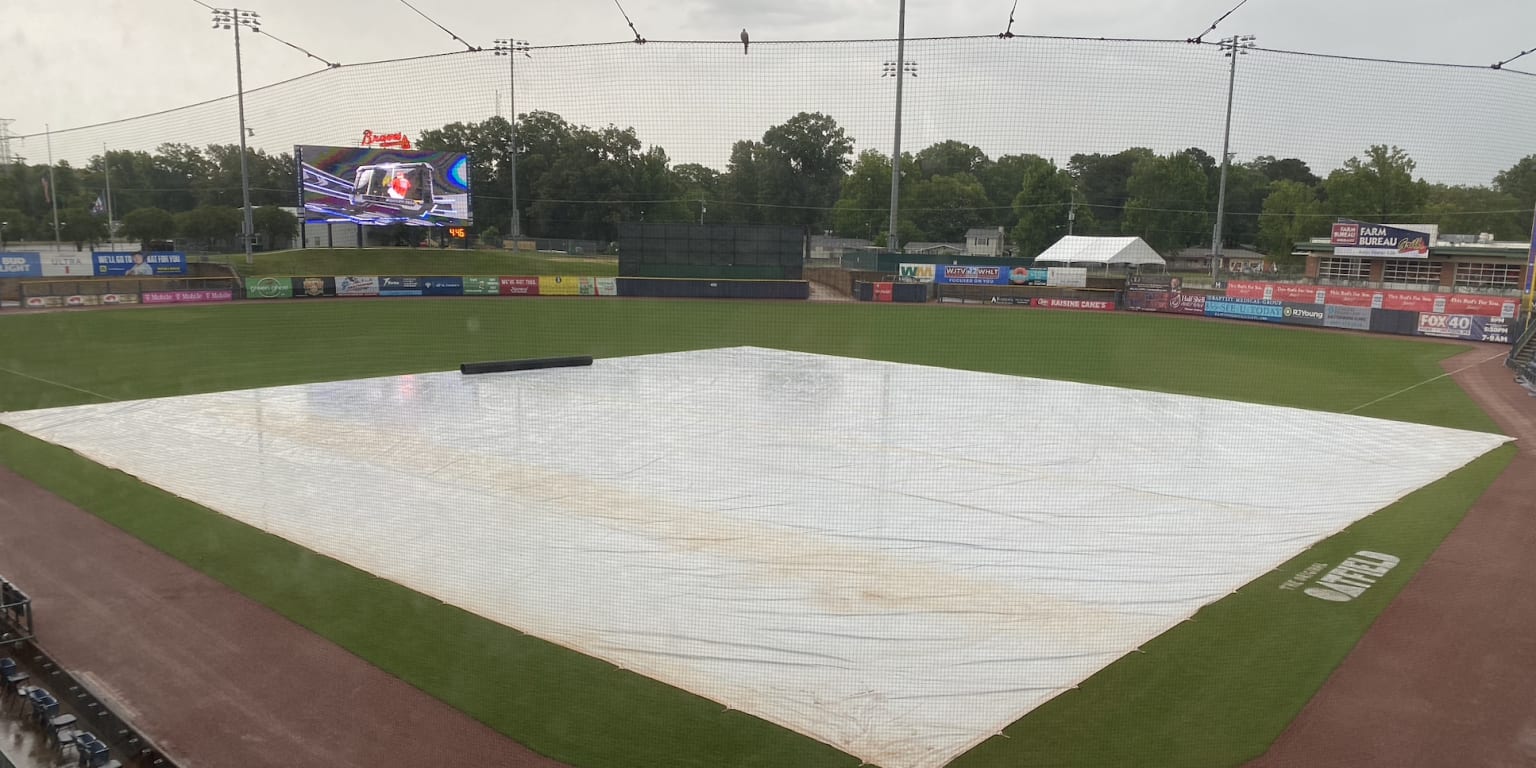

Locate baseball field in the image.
[0,298,1515,767]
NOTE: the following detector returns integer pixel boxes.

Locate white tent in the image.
[1034,236,1166,267]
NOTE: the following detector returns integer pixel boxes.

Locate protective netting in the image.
[3,37,1534,251]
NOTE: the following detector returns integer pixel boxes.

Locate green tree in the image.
[253,206,298,249]
[1249,156,1320,188]
[1257,180,1324,259]
[1323,145,1427,222]
[1423,184,1529,241]
[831,150,921,241]
[61,209,108,250]
[120,206,177,246]
[478,225,501,247]
[1123,152,1209,254]
[1215,164,1270,248]
[913,140,989,179]
[0,208,39,242]
[907,173,990,243]
[1493,155,1536,211]
[1010,157,1079,259]
[980,154,1052,232]
[1068,148,1155,235]
[729,112,854,229]
[177,206,242,250]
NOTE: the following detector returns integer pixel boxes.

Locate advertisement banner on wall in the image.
[577,277,600,296]
[1227,281,1517,318]
[595,277,618,296]
[934,265,1009,285]
[246,277,294,299]
[422,276,464,296]
[1415,313,1511,343]
[41,253,93,277]
[539,276,583,295]
[1279,302,1327,327]
[1046,267,1088,288]
[24,296,62,308]
[1329,221,1432,259]
[1324,304,1372,331]
[93,251,187,276]
[63,294,101,307]
[1031,297,1115,311]
[379,276,423,296]
[499,277,539,296]
[898,264,936,283]
[291,277,337,298]
[336,276,380,297]
[142,290,234,305]
[0,253,43,278]
[99,293,140,306]
[873,282,894,302]
[1021,267,1049,285]
[463,276,500,295]
[1206,296,1286,322]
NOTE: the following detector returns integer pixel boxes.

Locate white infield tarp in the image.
[0,347,1510,768]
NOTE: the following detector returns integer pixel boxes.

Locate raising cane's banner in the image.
[1227,281,1518,319]
[1330,220,1432,259]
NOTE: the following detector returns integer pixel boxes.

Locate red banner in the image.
[873,282,893,302]
[1030,297,1116,311]
[1225,281,1517,318]
[498,277,540,296]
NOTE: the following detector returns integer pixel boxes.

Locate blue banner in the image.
[421,276,464,296]
[1205,296,1285,322]
[93,251,187,276]
[934,265,1011,285]
[0,253,43,278]
[379,276,423,296]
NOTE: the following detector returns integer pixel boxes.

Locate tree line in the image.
[2,112,1532,258]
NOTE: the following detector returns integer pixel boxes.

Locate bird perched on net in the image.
[741,29,749,54]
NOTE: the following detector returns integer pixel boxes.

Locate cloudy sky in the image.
[3,0,1535,184]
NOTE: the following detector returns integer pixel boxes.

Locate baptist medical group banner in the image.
[1227,280,1518,319]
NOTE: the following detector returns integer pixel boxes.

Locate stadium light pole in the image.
[1210,34,1254,283]
[494,39,531,246]
[884,0,913,253]
[882,57,916,252]
[212,8,260,265]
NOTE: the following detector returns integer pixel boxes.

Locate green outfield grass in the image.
[0,300,1510,768]
[228,248,619,278]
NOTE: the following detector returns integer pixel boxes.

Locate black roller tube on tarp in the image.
[460,356,594,375]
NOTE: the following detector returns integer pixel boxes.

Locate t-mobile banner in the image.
[141,290,234,305]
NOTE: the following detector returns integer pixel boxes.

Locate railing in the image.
[1508,316,1536,369]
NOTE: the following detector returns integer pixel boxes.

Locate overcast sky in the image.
[4,0,1535,185]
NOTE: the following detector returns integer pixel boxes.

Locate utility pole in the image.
[494,39,531,246]
[103,143,116,249]
[212,8,260,265]
[1210,34,1254,283]
[885,0,911,253]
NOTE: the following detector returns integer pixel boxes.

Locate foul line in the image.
[0,366,114,403]
[1346,350,1508,414]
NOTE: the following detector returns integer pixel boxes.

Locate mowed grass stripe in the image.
[0,300,1504,768]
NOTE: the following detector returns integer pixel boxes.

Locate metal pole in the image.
[234,11,255,265]
[509,51,520,242]
[1210,35,1241,283]
[103,143,115,249]
[46,124,60,245]
[887,0,907,252]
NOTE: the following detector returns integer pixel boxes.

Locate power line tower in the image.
[0,119,15,166]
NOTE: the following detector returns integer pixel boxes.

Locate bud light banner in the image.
[93,251,187,276]
[935,265,1009,285]
[1415,313,1511,343]
[1329,221,1431,259]
[0,253,42,278]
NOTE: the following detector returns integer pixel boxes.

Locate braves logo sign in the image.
[361,130,413,150]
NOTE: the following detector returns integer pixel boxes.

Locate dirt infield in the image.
[0,466,568,768]
[1251,345,1536,768]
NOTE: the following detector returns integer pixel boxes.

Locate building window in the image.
[1453,262,1522,290]
[1318,257,1369,281]
[1382,259,1442,285]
